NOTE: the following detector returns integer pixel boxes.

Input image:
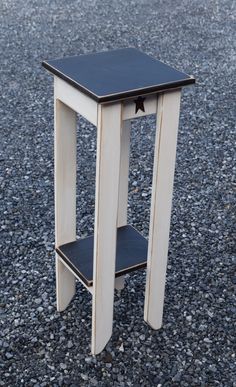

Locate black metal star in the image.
[134,96,145,114]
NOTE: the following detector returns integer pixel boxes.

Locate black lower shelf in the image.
[56,225,148,286]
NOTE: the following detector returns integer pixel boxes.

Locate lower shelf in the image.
[56,225,148,287]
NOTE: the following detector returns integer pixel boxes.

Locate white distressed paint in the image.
[114,119,131,290]
[54,95,77,311]
[55,76,98,126]
[91,102,122,355]
[144,90,182,329]
[122,94,157,120]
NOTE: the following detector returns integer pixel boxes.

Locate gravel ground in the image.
[0,0,235,385]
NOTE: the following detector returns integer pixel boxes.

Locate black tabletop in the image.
[42,48,195,103]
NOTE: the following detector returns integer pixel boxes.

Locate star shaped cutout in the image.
[134,96,145,114]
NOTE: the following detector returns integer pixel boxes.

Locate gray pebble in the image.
[5,352,13,360]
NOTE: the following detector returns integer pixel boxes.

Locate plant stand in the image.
[42,48,195,354]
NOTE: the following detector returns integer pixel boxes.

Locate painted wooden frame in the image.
[54,75,182,354]
[144,90,181,328]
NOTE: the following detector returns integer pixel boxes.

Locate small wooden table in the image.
[42,48,195,354]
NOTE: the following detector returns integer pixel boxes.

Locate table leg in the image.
[115,119,131,290]
[54,98,77,312]
[91,102,122,354]
[144,90,181,329]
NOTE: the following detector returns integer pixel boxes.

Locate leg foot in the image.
[56,255,76,312]
[115,276,125,291]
